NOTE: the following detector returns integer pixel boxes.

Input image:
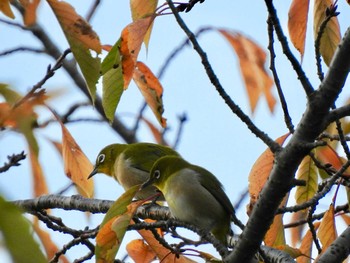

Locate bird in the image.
[141,155,235,245]
[88,143,180,200]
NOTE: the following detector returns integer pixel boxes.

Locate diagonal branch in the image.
[227,27,350,263]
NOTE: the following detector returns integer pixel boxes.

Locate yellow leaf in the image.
[295,155,318,204]
[313,0,341,66]
[0,0,15,19]
[130,0,158,49]
[219,30,275,113]
[126,239,156,263]
[120,15,155,88]
[19,0,40,26]
[274,244,303,259]
[133,61,166,128]
[297,222,320,263]
[318,204,337,251]
[288,0,310,59]
[59,122,94,198]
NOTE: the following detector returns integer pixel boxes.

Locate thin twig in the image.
[265,0,314,97]
[0,47,45,56]
[267,16,294,133]
[0,151,26,173]
[85,0,101,22]
[166,0,280,153]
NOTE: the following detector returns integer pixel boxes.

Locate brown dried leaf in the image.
[288,0,310,59]
[313,0,341,66]
[219,29,275,113]
[133,61,166,128]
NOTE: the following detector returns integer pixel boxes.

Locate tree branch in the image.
[226,27,350,263]
[317,226,350,263]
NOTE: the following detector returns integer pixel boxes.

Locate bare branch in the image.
[0,151,26,173]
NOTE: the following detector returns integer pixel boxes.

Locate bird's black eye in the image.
[154,170,161,179]
[98,154,105,164]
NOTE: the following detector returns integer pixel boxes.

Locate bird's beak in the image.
[87,167,98,179]
[141,177,154,190]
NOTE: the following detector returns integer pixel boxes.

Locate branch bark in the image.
[317,226,350,263]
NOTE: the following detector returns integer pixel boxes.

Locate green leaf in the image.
[102,66,124,123]
[0,84,21,104]
[0,196,47,263]
[70,41,101,102]
[95,185,143,263]
[101,39,122,75]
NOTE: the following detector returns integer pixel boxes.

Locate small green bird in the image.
[142,155,234,245]
[88,143,180,200]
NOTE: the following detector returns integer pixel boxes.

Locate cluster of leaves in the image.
[1,0,350,262]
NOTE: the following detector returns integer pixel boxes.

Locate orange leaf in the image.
[32,220,69,263]
[29,147,49,197]
[95,188,144,263]
[130,0,158,50]
[318,204,337,251]
[219,30,276,113]
[141,117,166,144]
[288,0,310,59]
[133,61,166,128]
[248,133,290,209]
[19,0,40,26]
[297,222,320,263]
[126,239,156,263]
[313,0,341,66]
[315,144,350,177]
[248,133,290,247]
[290,210,308,247]
[136,224,196,263]
[59,122,94,198]
[0,0,15,18]
[120,15,155,88]
[47,0,101,53]
[340,213,350,225]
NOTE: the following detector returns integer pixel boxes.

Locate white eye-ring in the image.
[98,154,105,164]
[154,170,161,179]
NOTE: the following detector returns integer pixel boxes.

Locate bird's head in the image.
[88,144,127,179]
[141,156,188,190]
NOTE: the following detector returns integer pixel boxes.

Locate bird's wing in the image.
[196,165,235,216]
[124,143,180,173]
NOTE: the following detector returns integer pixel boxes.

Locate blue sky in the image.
[1,0,350,262]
